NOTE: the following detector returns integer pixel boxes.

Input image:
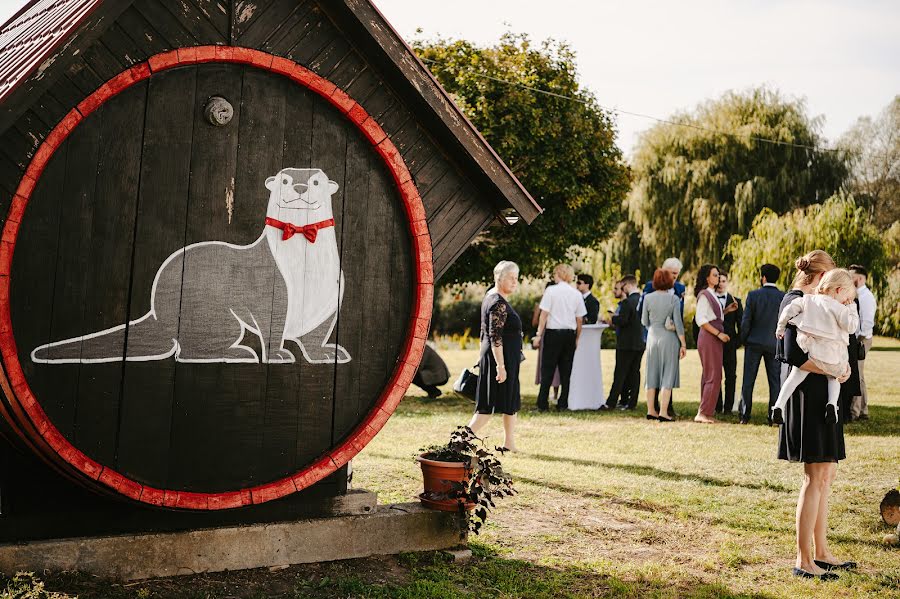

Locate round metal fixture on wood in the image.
[204,96,233,126]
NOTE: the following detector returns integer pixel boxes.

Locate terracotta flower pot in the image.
[416,453,476,512]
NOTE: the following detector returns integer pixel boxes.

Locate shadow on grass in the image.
[511,474,675,514]
[36,546,779,599]
[525,453,793,493]
[400,394,900,438]
[391,543,777,599]
[512,472,888,551]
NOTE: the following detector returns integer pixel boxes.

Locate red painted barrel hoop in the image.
[0,46,433,509]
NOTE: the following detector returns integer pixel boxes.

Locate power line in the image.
[419,56,842,154]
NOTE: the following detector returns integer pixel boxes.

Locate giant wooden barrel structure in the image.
[2,48,428,509]
[0,0,539,525]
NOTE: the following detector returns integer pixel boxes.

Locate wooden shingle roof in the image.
[0,0,105,103]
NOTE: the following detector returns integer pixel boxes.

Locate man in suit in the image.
[576,274,600,325]
[601,275,644,410]
[715,272,742,415]
[738,263,785,424]
[640,257,685,415]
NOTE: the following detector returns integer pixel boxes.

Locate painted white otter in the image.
[31,168,350,365]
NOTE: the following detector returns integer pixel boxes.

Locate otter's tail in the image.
[31,315,178,363]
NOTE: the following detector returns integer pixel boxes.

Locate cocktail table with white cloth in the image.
[567,323,608,410]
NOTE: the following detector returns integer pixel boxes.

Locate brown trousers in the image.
[697,328,723,417]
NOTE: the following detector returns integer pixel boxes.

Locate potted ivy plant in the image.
[416,426,516,535]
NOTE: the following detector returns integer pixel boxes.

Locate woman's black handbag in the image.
[452,365,479,401]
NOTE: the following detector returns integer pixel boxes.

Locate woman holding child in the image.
[777,249,859,580]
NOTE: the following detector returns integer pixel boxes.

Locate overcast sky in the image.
[2,0,897,154]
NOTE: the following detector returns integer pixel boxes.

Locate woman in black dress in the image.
[777,250,857,580]
[470,261,522,451]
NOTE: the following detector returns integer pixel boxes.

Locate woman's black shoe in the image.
[792,567,839,580]
[646,414,658,420]
[657,416,674,423]
[814,560,856,571]
[771,407,784,425]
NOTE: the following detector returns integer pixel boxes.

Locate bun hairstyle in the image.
[791,250,835,290]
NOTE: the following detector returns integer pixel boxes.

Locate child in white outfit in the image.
[772,268,859,425]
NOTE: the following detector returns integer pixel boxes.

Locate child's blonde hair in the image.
[816,268,857,300]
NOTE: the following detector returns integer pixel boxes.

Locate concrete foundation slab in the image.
[0,502,463,581]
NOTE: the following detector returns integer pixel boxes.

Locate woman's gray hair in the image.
[493,260,520,286]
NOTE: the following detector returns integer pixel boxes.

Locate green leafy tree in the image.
[619,87,848,275]
[413,34,631,282]
[726,194,897,335]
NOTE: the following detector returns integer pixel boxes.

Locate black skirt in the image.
[777,372,846,463]
[776,290,847,463]
[475,294,522,416]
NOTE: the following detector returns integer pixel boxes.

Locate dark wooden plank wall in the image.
[116,66,197,485]
[8,62,410,492]
[0,0,498,281]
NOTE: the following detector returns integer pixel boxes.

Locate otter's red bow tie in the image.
[265,217,335,243]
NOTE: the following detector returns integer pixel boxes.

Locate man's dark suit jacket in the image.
[723,294,743,340]
[741,285,785,354]
[611,292,644,351]
[583,293,600,325]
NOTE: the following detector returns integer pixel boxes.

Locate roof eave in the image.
[0,0,134,136]
[336,0,543,224]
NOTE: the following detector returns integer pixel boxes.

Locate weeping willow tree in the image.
[726,194,897,336]
[619,88,849,275]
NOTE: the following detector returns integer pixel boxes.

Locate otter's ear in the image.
[328,180,339,194]
[265,176,277,190]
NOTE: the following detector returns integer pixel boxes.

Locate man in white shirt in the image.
[534,264,586,411]
[849,265,877,421]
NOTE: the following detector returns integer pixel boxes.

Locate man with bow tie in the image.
[715,272,742,415]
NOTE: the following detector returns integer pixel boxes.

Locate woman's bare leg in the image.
[814,463,842,563]
[646,388,659,417]
[502,414,518,452]
[658,388,673,418]
[467,413,492,435]
[796,463,828,574]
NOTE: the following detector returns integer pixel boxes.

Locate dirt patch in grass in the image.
[489,479,735,581]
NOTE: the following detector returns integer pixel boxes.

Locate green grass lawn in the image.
[24,339,900,598]
[349,339,900,598]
